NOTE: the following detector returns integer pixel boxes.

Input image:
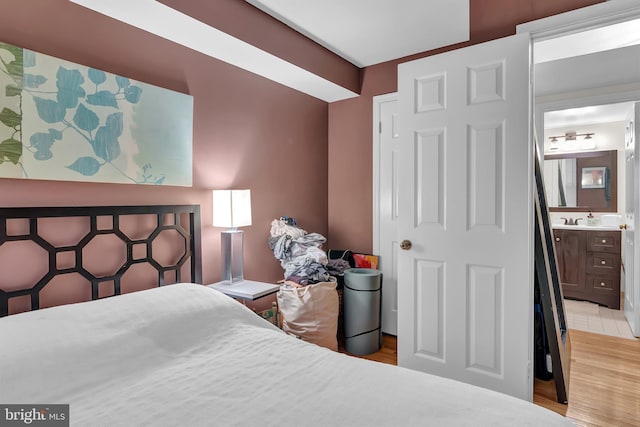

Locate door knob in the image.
[400,240,412,250]
[620,224,628,230]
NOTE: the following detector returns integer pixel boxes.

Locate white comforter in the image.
[0,283,572,427]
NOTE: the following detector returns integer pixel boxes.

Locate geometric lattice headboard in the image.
[0,205,202,317]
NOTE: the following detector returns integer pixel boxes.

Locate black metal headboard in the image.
[0,205,202,317]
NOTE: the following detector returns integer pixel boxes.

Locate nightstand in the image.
[206,280,280,301]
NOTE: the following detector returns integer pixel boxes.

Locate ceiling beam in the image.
[69,0,360,102]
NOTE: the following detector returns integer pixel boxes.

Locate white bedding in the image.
[0,283,572,426]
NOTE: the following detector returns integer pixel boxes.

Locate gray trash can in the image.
[343,268,382,356]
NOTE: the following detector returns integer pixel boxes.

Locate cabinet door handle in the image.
[600,282,606,287]
[555,237,560,242]
[601,260,606,265]
[601,239,607,243]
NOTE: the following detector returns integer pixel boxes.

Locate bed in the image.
[0,206,573,426]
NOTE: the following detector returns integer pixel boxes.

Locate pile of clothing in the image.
[268,218,332,286]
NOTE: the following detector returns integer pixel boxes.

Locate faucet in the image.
[561,217,583,225]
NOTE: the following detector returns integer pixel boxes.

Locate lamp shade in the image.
[213,189,252,228]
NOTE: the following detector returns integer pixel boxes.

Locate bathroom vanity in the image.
[553,225,621,309]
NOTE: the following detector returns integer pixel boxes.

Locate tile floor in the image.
[564,299,637,340]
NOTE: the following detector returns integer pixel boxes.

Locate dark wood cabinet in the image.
[553,228,621,309]
[554,229,587,296]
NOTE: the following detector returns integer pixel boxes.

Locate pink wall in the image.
[327,0,604,253]
[0,0,339,285]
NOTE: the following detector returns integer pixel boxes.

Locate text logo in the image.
[0,405,68,427]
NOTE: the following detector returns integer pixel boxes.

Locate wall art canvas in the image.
[581,166,606,189]
[0,41,193,186]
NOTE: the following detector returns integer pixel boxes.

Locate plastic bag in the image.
[277,280,339,351]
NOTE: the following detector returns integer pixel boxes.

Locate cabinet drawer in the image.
[585,274,621,309]
[587,275,616,292]
[586,252,620,274]
[586,231,621,253]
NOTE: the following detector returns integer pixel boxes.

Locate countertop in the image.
[552,224,621,231]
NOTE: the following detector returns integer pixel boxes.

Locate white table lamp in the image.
[213,189,252,284]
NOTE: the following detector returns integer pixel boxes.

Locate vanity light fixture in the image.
[547,131,596,151]
[547,131,595,141]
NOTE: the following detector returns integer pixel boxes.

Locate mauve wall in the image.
[0,0,334,285]
[327,0,604,252]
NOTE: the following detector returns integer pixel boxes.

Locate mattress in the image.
[0,283,573,426]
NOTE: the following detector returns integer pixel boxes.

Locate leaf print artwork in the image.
[0,40,193,185]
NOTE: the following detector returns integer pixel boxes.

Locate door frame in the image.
[519,0,640,339]
[373,92,399,335]
[516,0,640,41]
[623,104,639,336]
[373,92,399,257]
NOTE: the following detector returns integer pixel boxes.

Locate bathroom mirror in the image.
[543,150,617,212]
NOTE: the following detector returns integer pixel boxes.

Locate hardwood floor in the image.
[352,331,640,427]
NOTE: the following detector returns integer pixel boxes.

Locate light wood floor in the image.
[351,331,640,427]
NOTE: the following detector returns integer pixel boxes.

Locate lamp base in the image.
[221,229,244,284]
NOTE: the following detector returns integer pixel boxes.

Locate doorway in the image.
[532,17,640,339]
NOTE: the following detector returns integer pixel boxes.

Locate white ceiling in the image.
[534,18,640,64]
[537,18,640,129]
[544,102,634,129]
[245,0,470,67]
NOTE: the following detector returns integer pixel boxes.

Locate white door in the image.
[624,103,640,336]
[397,33,533,400]
[374,94,400,335]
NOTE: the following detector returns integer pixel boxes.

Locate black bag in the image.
[534,278,553,381]
[327,249,355,289]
